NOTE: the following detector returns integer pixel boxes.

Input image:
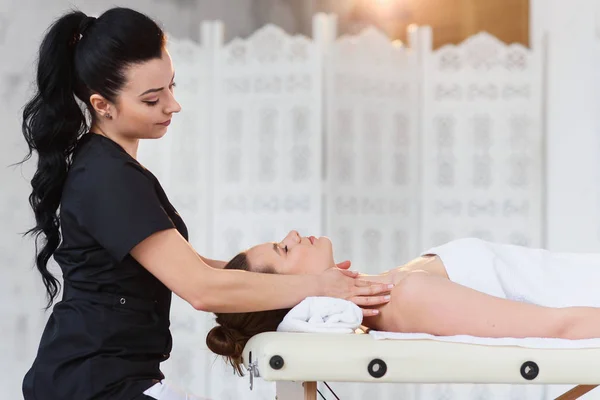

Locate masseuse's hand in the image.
[318,268,392,317]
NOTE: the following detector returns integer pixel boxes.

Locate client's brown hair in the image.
[205,252,291,376]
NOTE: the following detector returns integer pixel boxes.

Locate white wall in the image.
[531,0,600,252]
[530,0,600,397]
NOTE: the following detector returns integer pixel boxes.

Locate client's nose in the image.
[282,230,301,247]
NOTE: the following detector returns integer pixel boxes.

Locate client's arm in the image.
[389,272,600,340]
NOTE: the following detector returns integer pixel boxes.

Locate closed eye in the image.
[272,243,288,257]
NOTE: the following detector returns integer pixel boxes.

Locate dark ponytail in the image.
[20,8,166,309]
[21,11,90,309]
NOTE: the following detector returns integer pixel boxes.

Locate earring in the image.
[105,113,112,120]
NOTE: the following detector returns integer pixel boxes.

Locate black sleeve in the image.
[77,160,175,261]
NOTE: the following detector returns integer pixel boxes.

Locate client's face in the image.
[245,230,334,275]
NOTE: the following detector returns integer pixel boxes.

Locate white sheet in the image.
[369,330,600,349]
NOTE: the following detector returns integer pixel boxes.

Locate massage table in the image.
[242,331,600,400]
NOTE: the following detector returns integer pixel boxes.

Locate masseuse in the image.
[19,7,391,400]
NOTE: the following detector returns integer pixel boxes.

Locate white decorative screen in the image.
[419,31,544,250]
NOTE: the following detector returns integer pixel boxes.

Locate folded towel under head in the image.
[277,297,363,334]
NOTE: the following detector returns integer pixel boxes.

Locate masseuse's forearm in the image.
[197,253,227,269]
[132,229,326,313]
[195,268,320,313]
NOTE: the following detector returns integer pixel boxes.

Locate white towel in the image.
[369,331,600,349]
[422,237,600,308]
[143,380,208,400]
[277,297,363,333]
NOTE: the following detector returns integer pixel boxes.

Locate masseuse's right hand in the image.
[317,267,392,317]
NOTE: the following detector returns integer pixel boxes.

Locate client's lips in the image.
[158,119,171,126]
[309,236,316,245]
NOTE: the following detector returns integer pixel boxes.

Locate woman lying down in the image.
[206,230,600,374]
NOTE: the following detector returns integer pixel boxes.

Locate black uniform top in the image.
[22,133,188,400]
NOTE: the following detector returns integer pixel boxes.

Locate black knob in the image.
[368,358,387,378]
[520,361,539,380]
[269,355,284,370]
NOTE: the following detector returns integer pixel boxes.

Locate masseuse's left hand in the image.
[333,261,392,315]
